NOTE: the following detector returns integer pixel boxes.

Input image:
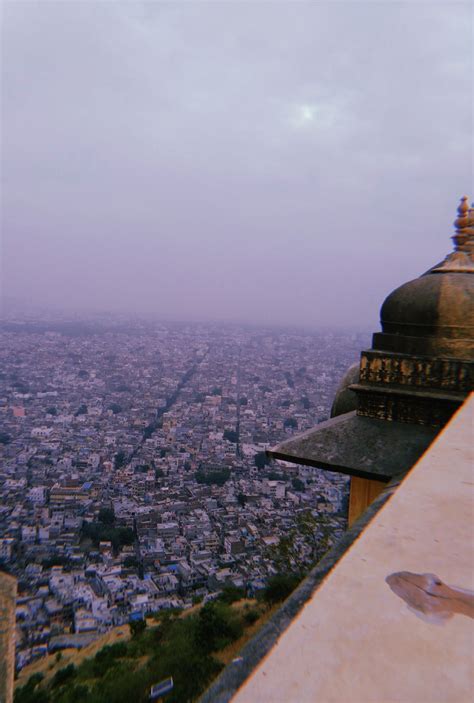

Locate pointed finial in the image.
[452,196,472,251]
[468,201,474,221]
[454,196,470,232]
[457,195,469,216]
[432,195,474,271]
[465,201,474,237]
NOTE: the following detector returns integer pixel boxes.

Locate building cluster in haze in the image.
[0,317,368,670]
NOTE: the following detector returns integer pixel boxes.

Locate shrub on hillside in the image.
[243,608,260,625]
[51,664,76,688]
[194,602,243,653]
[129,618,147,639]
[217,585,246,605]
[14,673,49,703]
[262,573,301,605]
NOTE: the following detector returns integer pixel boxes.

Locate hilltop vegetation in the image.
[15,581,297,703]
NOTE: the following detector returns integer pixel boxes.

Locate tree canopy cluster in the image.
[82,520,135,552]
[74,404,88,417]
[98,507,115,525]
[291,477,305,492]
[108,403,122,415]
[266,511,334,573]
[266,471,288,481]
[253,451,270,469]
[223,429,238,443]
[113,451,127,470]
[262,573,301,605]
[194,468,230,486]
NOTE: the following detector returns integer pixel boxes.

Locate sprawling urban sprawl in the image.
[0,317,368,670]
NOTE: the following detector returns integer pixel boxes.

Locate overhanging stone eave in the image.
[266,411,440,481]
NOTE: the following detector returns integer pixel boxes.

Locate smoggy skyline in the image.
[2,1,472,328]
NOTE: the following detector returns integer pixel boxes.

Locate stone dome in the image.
[331,362,359,417]
[374,197,474,360]
[380,272,473,339]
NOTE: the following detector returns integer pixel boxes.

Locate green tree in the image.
[195,468,230,486]
[129,618,147,638]
[60,684,89,702]
[135,464,149,473]
[51,664,76,688]
[254,451,269,469]
[14,673,49,703]
[194,602,242,653]
[223,429,238,443]
[143,424,155,439]
[41,556,69,569]
[218,585,246,604]
[291,477,305,492]
[81,522,134,553]
[219,585,246,605]
[96,642,128,659]
[267,471,286,481]
[263,574,301,605]
[267,511,332,573]
[108,403,122,414]
[243,608,260,625]
[114,451,126,470]
[98,507,115,525]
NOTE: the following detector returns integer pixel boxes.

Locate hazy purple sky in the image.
[2,1,472,328]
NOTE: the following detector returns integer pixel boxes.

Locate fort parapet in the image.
[0,571,17,703]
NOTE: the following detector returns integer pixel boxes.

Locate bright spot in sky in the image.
[300,104,318,122]
[290,101,343,132]
[290,103,321,128]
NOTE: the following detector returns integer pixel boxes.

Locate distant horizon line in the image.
[0,305,374,336]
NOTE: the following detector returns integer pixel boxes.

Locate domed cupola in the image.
[267,196,473,526]
[352,197,474,427]
[374,197,474,360]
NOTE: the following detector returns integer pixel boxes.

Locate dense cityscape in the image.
[0,316,368,672]
[2,0,471,700]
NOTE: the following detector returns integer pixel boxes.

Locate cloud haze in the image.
[2,0,472,328]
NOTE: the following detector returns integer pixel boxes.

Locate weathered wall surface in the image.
[0,572,17,703]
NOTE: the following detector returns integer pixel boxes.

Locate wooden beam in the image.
[348,477,387,526]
